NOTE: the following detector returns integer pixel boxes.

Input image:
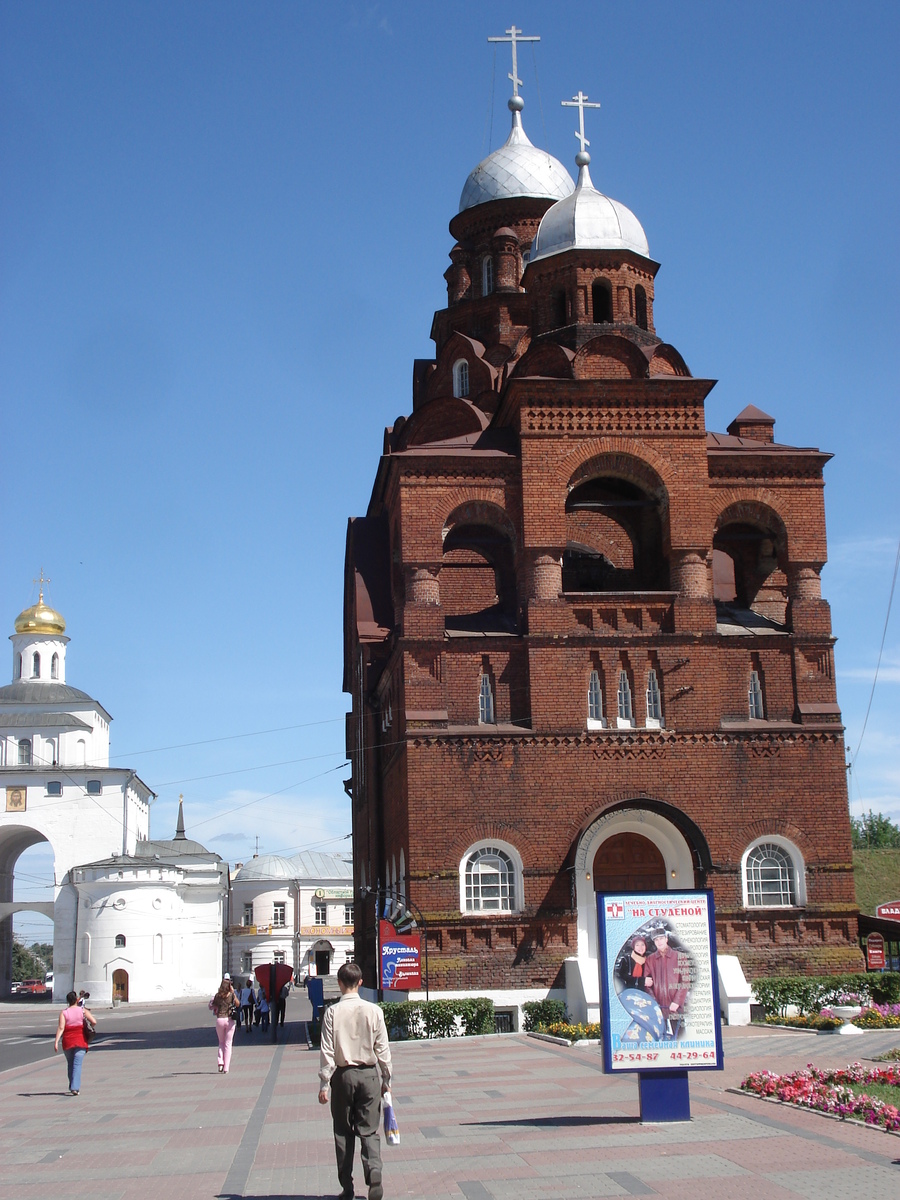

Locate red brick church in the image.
[344,37,861,1023]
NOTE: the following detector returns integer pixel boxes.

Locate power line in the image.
[154,749,345,788]
[110,716,345,761]
[189,763,347,830]
[850,535,900,767]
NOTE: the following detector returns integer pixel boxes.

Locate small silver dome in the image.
[530,162,649,262]
[459,103,574,213]
[233,853,295,881]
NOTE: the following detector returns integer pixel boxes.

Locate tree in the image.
[12,941,43,981]
[851,809,900,849]
[29,942,53,969]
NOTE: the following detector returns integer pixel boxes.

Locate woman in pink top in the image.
[54,990,97,1095]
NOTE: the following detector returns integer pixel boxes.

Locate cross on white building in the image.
[487,24,540,98]
[562,90,602,162]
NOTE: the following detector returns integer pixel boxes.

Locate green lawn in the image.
[847,1079,900,1106]
[853,848,900,915]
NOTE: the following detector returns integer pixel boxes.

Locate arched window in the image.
[17,739,32,766]
[115,934,126,948]
[461,844,519,912]
[478,673,495,724]
[153,933,163,963]
[482,255,493,296]
[646,669,662,727]
[16,653,22,679]
[634,285,648,330]
[743,840,802,907]
[616,671,634,728]
[587,669,604,728]
[81,933,91,965]
[452,359,469,398]
[75,739,86,766]
[592,279,613,323]
[51,653,59,680]
[553,290,567,328]
[748,670,765,720]
[32,652,40,679]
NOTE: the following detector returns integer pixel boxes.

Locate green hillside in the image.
[853,848,900,915]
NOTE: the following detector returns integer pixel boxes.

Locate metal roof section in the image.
[460,97,574,213]
[289,850,353,879]
[233,853,297,881]
[0,711,93,730]
[0,680,97,704]
[530,160,649,261]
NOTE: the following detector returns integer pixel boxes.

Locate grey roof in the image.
[233,853,296,882]
[288,850,353,880]
[0,712,93,730]
[134,837,220,861]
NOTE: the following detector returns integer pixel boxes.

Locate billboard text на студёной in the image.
[597,891,723,1073]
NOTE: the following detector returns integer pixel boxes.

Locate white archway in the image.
[567,806,696,1023]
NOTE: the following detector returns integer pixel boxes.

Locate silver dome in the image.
[233,853,296,881]
[530,162,649,262]
[459,104,574,213]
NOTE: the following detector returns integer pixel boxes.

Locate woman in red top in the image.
[54,990,97,1095]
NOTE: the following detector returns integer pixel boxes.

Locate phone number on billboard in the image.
[612,1050,718,1063]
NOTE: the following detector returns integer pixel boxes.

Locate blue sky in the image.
[2,2,898,941]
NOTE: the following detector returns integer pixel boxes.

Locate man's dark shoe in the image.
[368,1185,383,1200]
[338,1188,354,1200]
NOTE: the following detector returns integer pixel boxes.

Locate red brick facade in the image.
[344,120,862,1004]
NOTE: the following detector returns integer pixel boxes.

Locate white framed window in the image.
[51,653,59,680]
[314,902,327,924]
[18,739,31,766]
[452,358,470,399]
[616,671,634,728]
[32,652,40,679]
[482,255,493,295]
[86,779,102,795]
[344,903,353,925]
[273,950,285,965]
[273,902,286,927]
[478,673,495,724]
[748,670,765,720]
[587,669,605,729]
[241,952,253,972]
[46,781,62,796]
[460,841,522,913]
[242,903,253,927]
[742,838,805,908]
[645,669,663,728]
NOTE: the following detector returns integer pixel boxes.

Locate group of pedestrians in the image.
[238,975,271,1030]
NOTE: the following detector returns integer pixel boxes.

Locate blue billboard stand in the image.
[597,890,723,1124]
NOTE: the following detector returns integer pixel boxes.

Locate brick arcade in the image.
[343,53,861,1017]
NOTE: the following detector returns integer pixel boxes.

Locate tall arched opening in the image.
[0,825,57,996]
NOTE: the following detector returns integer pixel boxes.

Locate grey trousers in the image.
[330,1065,383,1190]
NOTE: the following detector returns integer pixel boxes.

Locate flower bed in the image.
[764,1013,842,1031]
[741,1062,900,1133]
[854,1004,900,1030]
[535,1021,602,1042]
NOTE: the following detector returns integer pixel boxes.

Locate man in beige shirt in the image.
[318,961,392,1200]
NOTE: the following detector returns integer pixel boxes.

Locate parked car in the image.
[44,972,54,991]
[19,979,47,994]
[10,982,22,994]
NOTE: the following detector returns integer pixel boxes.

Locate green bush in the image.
[751,973,900,1017]
[378,998,495,1040]
[522,999,567,1031]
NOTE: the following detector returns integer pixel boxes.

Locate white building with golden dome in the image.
[0,589,227,1003]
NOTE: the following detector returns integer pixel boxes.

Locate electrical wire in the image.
[109,716,344,761]
[850,536,900,767]
[153,748,345,788]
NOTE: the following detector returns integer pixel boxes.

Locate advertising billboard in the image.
[379,920,421,991]
[597,890,723,1074]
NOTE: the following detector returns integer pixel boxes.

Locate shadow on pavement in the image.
[217,1195,325,1200]
[89,1025,301,1052]
[464,1114,639,1127]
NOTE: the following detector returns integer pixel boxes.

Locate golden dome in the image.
[14,589,66,635]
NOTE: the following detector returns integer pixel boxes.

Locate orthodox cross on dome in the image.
[562,90,602,164]
[488,24,540,99]
[33,567,51,603]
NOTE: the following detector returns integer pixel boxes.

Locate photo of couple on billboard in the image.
[613,919,695,1043]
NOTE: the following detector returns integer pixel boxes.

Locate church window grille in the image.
[646,669,662,727]
[748,670,765,720]
[587,669,605,728]
[18,739,31,766]
[32,652,40,678]
[616,671,634,727]
[744,842,798,907]
[478,673,495,724]
[242,903,253,927]
[482,255,493,296]
[86,779,102,795]
[592,279,613,323]
[115,934,126,948]
[464,846,515,912]
[634,285,648,330]
[273,902,286,927]
[46,781,62,796]
[51,653,59,680]
[452,359,469,398]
